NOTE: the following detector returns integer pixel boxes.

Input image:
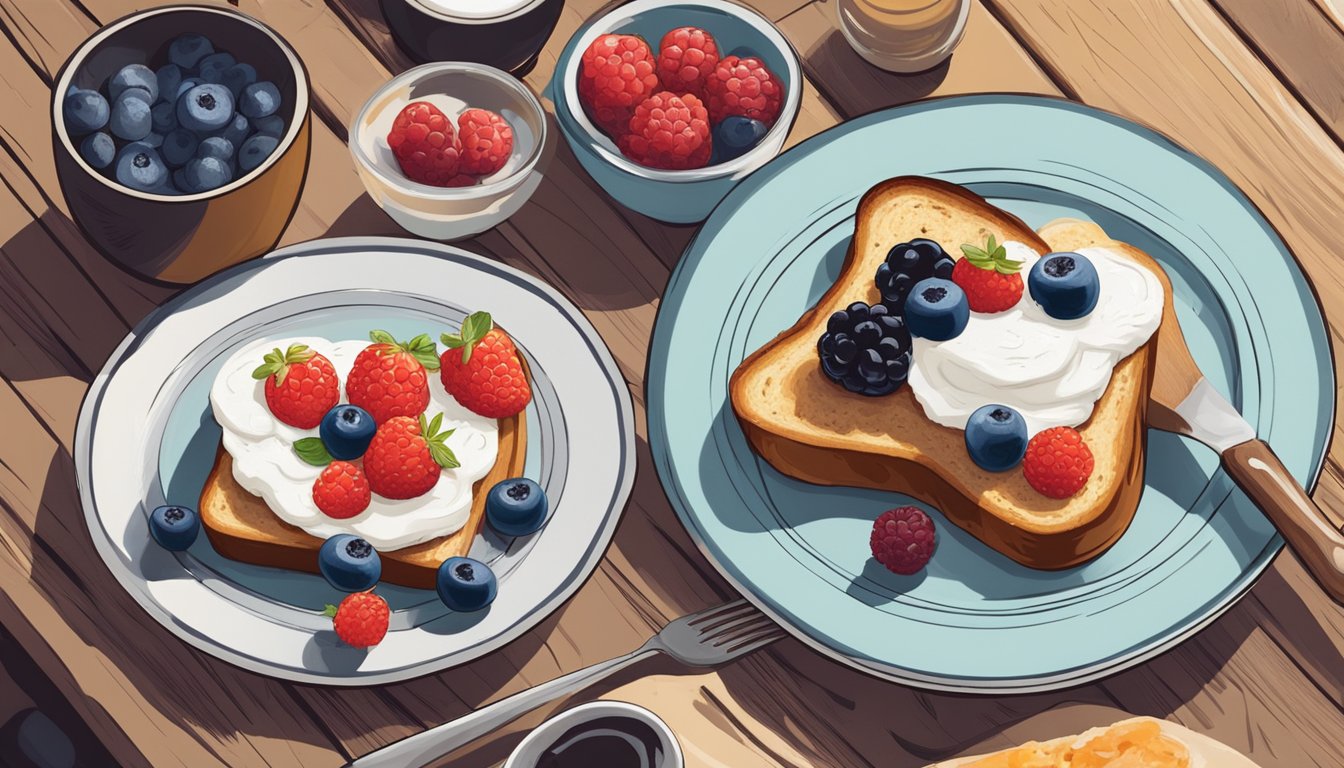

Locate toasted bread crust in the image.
[729,177,1164,569]
[200,409,526,590]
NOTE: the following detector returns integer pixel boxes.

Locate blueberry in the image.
[172,167,191,193]
[149,504,200,551]
[1029,252,1101,320]
[197,52,236,84]
[168,34,214,70]
[151,101,177,133]
[114,142,167,191]
[175,77,202,101]
[109,90,153,140]
[436,557,497,612]
[182,156,232,192]
[251,114,285,137]
[109,63,158,103]
[211,112,250,149]
[196,135,234,162]
[221,62,257,98]
[161,128,199,167]
[817,301,911,396]
[155,64,183,104]
[239,81,281,119]
[176,83,234,132]
[143,132,164,148]
[904,277,969,341]
[713,116,768,162]
[62,89,109,135]
[79,131,115,169]
[318,534,381,592]
[485,478,548,536]
[120,86,154,105]
[875,238,955,312]
[319,405,376,460]
[238,133,279,172]
[964,404,1029,472]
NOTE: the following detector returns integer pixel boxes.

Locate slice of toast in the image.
[929,716,1258,767]
[199,410,526,590]
[730,177,1169,569]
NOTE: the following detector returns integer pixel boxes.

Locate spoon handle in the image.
[1223,438,1344,604]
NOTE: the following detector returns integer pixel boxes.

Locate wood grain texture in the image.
[4,0,1344,766]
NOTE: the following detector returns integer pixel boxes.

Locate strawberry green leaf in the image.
[460,312,492,344]
[294,437,333,466]
[322,604,338,618]
[440,332,465,349]
[404,333,441,371]
[369,329,398,347]
[960,236,1023,275]
[418,413,461,469]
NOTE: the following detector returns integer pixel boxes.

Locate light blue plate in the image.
[647,95,1333,692]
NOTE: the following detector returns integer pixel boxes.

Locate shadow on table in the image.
[803,27,952,114]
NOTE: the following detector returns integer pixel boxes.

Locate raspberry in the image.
[869,506,936,575]
[1022,426,1095,499]
[345,330,440,425]
[952,259,1023,313]
[704,55,784,126]
[656,27,720,96]
[363,415,456,500]
[253,344,340,429]
[579,75,633,138]
[579,34,658,110]
[440,311,532,419]
[617,91,712,170]
[312,461,371,519]
[457,108,513,176]
[953,236,1025,313]
[324,592,389,648]
[386,101,462,186]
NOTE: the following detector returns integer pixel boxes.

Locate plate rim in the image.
[75,235,637,686]
[647,93,1335,693]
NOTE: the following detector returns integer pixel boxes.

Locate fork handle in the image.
[345,646,661,768]
[1223,438,1344,604]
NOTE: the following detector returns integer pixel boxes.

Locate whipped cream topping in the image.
[210,337,499,550]
[906,241,1163,436]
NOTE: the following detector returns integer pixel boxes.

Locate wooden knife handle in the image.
[1223,438,1344,604]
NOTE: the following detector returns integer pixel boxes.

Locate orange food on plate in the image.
[964,720,1190,767]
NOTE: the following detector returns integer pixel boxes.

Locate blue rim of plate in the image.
[647,94,1334,692]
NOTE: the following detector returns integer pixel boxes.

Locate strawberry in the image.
[324,591,389,648]
[1022,426,1094,499]
[251,343,340,429]
[312,461,371,519]
[345,330,441,425]
[953,235,1024,313]
[439,311,531,419]
[363,413,459,500]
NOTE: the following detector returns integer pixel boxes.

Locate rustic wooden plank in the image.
[778,0,1057,117]
[1210,0,1344,141]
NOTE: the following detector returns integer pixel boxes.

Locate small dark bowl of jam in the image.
[380,0,565,78]
[506,701,682,768]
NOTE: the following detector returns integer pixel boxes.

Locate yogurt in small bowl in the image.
[349,61,548,241]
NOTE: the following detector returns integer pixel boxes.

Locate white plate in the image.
[75,237,635,685]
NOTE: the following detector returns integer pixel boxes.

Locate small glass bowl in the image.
[349,61,548,241]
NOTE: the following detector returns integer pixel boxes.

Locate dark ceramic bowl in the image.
[52,5,312,284]
[380,0,565,77]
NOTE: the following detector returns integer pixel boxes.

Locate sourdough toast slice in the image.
[730,177,1168,569]
[199,410,525,590]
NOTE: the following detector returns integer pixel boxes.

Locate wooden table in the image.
[4,0,1344,765]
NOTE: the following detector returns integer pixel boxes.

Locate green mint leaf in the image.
[440,333,465,349]
[460,312,493,344]
[428,411,443,435]
[369,329,397,346]
[322,604,338,618]
[294,437,333,466]
[428,440,460,470]
[251,362,275,380]
[986,234,997,253]
[406,333,441,370]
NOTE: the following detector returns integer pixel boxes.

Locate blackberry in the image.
[875,238,955,312]
[817,301,912,396]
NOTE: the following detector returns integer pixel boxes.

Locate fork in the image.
[345,599,785,768]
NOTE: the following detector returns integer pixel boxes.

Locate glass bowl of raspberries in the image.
[350,61,548,241]
[552,0,802,224]
[50,5,311,284]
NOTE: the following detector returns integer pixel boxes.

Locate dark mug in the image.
[380,0,565,78]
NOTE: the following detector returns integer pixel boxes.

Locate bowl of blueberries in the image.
[52,5,311,284]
